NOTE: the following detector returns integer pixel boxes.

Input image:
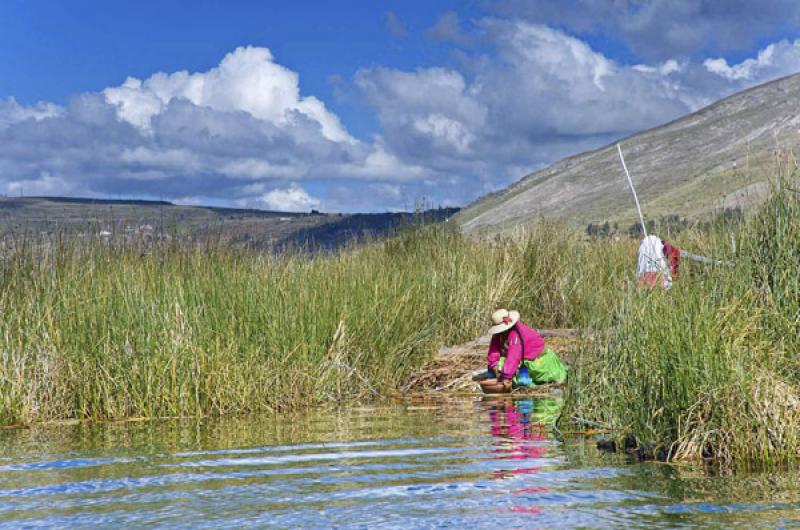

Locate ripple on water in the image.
[0,398,800,529]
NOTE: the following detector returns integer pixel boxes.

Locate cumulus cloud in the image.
[357,21,687,179]
[103,46,351,142]
[2,26,800,213]
[355,66,487,165]
[703,39,800,81]
[355,19,800,193]
[486,0,800,61]
[0,97,62,129]
[0,47,430,211]
[259,183,321,211]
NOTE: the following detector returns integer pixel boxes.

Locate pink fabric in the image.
[488,401,548,481]
[487,322,546,379]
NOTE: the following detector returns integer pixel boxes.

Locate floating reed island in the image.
[0,162,798,471]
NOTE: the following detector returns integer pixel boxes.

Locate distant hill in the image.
[0,196,458,250]
[456,72,800,235]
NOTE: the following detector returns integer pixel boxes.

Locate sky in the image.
[2,1,800,212]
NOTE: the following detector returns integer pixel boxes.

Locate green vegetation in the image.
[0,222,625,426]
[566,164,800,470]
[1,161,798,472]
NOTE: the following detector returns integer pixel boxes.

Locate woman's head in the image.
[488,309,520,336]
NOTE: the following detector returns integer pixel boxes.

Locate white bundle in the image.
[637,235,672,289]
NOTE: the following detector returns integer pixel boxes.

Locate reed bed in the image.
[0,222,624,425]
[2,161,798,472]
[565,163,800,470]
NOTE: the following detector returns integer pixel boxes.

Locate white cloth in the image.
[637,235,672,289]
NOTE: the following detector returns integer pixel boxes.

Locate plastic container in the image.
[518,365,533,387]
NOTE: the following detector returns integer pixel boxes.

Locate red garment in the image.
[487,322,546,379]
[637,271,663,290]
[663,241,681,278]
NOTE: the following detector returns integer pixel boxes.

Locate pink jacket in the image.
[487,322,546,379]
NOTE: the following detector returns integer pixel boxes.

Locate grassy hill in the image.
[0,196,458,250]
[456,72,800,235]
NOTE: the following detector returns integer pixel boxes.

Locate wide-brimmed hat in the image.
[488,309,520,335]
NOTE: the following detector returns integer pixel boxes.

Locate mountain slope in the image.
[457,72,800,235]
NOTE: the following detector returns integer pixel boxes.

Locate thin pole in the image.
[682,251,734,268]
[617,143,647,238]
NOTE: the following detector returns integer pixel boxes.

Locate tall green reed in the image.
[565,161,800,470]
[0,223,622,425]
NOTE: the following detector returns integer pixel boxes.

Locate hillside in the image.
[456,72,800,235]
[0,196,458,250]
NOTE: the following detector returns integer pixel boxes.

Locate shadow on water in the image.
[0,397,799,528]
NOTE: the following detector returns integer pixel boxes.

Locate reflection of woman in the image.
[489,399,546,445]
[489,399,561,438]
[488,399,551,480]
[486,309,567,389]
[489,399,559,516]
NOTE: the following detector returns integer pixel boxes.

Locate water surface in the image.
[1,397,800,528]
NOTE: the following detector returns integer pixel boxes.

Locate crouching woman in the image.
[486,309,567,390]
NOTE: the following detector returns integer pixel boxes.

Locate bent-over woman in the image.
[486,308,567,389]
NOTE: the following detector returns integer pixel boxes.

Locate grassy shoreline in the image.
[1,164,798,472]
[0,223,626,426]
[565,166,800,471]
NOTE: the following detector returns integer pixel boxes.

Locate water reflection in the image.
[486,398,559,519]
[0,397,798,528]
[488,398,551,480]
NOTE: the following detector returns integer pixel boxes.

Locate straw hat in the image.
[488,308,520,335]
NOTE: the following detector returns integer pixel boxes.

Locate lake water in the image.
[1,396,800,529]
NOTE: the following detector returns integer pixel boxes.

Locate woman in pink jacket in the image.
[485,309,567,389]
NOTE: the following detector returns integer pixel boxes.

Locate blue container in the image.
[518,365,533,387]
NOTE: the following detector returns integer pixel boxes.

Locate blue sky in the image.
[1,0,800,211]
[0,1,482,139]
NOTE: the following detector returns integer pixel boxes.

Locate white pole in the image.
[617,143,647,238]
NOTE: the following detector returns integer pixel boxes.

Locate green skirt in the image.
[498,347,567,387]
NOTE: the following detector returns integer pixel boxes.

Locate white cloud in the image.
[0,47,433,212]
[488,0,800,61]
[0,97,62,130]
[633,59,684,76]
[119,147,199,172]
[493,22,615,90]
[704,39,800,81]
[355,19,800,197]
[103,46,352,142]
[219,158,306,180]
[2,28,800,213]
[355,66,487,166]
[426,12,473,47]
[356,20,692,175]
[413,113,476,154]
[329,147,429,181]
[259,183,321,212]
